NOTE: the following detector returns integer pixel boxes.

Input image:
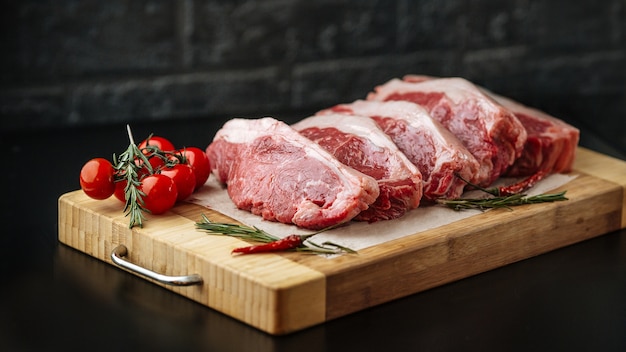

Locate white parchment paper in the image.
[187,174,576,253]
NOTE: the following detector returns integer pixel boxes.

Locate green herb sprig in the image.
[112,125,150,228]
[112,125,185,228]
[195,214,356,255]
[436,172,568,211]
[436,191,568,211]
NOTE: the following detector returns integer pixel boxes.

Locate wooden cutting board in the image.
[58,147,626,335]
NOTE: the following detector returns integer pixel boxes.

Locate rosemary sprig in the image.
[454,171,548,197]
[436,191,568,211]
[112,125,151,228]
[111,125,187,228]
[195,214,356,255]
[305,240,358,254]
[195,214,280,242]
[437,172,569,211]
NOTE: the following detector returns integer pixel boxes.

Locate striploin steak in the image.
[404,75,579,177]
[206,117,380,230]
[293,113,423,221]
[318,100,480,201]
[482,91,580,176]
[367,77,527,186]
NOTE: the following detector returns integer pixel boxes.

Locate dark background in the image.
[1,1,626,351]
[1,0,625,157]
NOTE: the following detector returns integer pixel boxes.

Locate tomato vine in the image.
[79,125,211,228]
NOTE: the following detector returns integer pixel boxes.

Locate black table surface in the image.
[2,117,625,351]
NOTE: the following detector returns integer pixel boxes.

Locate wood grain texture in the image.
[58,147,625,335]
[58,194,326,335]
[572,148,626,228]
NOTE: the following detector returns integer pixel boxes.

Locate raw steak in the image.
[405,74,580,176]
[319,100,479,201]
[367,77,527,186]
[482,91,580,176]
[293,113,423,221]
[206,117,380,230]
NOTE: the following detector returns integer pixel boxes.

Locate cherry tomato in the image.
[160,164,196,201]
[137,136,175,175]
[80,158,116,200]
[178,147,211,190]
[135,155,165,176]
[138,136,175,152]
[139,174,177,215]
[113,179,127,203]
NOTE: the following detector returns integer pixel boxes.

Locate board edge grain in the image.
[58,191,327,335]
[573,147,626,228]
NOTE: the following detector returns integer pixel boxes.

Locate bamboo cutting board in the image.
[58,147,626,335]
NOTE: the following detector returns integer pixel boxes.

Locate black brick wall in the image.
[1,0,625,154]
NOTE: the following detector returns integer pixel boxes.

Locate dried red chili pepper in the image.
[455,170,550,197]
[492,170,548,196]
[231,234,305,254]
[196,214,354,255]
[440,170,567,211]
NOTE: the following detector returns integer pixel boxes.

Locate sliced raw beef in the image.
[318,100,480,201]
[206,117,380,230]
[367,77,527,186]
[405,74,580,176]
[481,91,580,176]
[293,113,423,222]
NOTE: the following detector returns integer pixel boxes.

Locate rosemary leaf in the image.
[306,241,358,254]
[112,126,184,228]
[195,214,280,243]
[195,214,356,255]
[436,191,568,211]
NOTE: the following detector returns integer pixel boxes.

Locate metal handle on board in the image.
[110,245,203,286]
